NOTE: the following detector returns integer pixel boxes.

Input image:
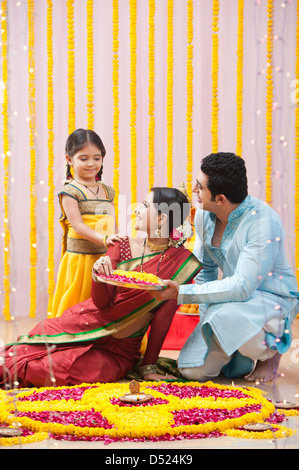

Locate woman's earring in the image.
[155,223,161,238]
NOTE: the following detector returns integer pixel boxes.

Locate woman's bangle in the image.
[139,364,157,378]
[102,235,109,248]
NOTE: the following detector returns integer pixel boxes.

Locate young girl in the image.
[49,128,124,318]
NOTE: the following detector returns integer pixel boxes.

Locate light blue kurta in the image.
[178,195,299,375]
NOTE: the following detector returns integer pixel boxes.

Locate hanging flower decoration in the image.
[28,0,37,319]
[130,0,137,236]
[148,0,155,190]
[1,0,11,321]
[166,0,173,188]
[0,381,296,446]
[186,0,193,198]
[112,0,120,223]
[211,0,219,152]
[67,0,75,133]
[236,0,244,157]
[168,220,193,247]
[47,0,55,317]
[265,0,274,205]
[295,0,299,289]
[86,0,94,129]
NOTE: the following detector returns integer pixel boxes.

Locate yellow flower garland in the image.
[112,0,120,223]
[211,0,219,152]
[166,0,173,188]
[28,0,37,318]
[265,0,274,205]
[67,0,75,133]
[47,0,55,317]
[236,0,244,157]
[226,424,294,440]
[1,0,10,321]
[295,0,299,289]
[148,0,155,190]
[0,431,48,448]
[86,0,94,129]
[130,0,137,236]
[186,0,193,198]
[0,381,295,446]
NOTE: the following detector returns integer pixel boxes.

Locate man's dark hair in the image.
[201,152,248,203]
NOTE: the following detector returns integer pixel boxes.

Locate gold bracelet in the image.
[103,235,109,248]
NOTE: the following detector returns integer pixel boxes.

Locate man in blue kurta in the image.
[151,153,299,382]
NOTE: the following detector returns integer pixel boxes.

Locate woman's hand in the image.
[93,255,113,277]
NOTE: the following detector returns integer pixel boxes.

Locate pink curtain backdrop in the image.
[0,0,297,318]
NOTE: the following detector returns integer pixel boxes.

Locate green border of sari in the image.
[12,253,201,346]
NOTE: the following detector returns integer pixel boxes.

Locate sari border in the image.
[66,236,107,255]
[12,297,160,346]
[116,252,160,270]
[11,254,201,346]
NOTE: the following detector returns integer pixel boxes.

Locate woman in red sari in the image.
[1,188,201,388]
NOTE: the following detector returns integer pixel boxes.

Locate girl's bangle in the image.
[103,235,109,248]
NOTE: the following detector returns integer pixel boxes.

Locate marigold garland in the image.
[236,0,244,157]
[225,424,294,440]
[112,0,120,223]
[295,0,299,288]
[0,381,296,446]
[166,0,173,188]
[86,0,94,129]
[211,0,219,152]
[28,0,37,318]
[67,0,75,133]
[265,0,274,205]
[148,0,155,190]
[1,0,11,321]
[186,0,193,198]
[47,0,55,317]
[0,429,48,448]
[130,0,137,236]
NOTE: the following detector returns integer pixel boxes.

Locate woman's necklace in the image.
[140,239,169,274]
[146,237,169,252]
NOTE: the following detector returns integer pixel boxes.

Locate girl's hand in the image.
[93,256,113,277]
[105,233,126,247]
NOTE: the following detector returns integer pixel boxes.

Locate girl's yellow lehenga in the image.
[49,181,115,318]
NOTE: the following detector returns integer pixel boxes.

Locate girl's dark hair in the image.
[151,187,190,234]
[65,128,106,183]
[201,152,248,203]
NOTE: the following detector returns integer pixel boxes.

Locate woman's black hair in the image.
[151,187,190,234]
[65,128,106,183]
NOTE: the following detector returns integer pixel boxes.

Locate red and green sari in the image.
[1,239,201,388]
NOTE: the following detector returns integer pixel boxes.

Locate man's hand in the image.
[149,280,179,300]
